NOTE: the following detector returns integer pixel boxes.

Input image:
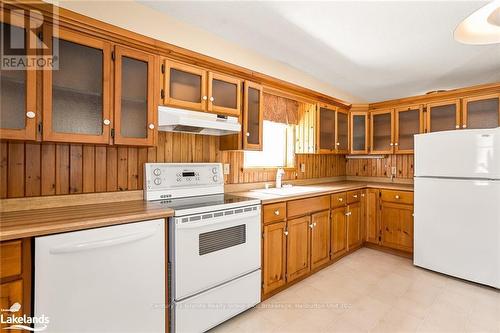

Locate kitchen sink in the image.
[252,185,325,196]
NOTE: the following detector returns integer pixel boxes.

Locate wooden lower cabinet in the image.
[0,239,31,332]
[330,207,347,259]
[310,210,331,270]
[262,221,287,295]
[347,202,362,249]
[365,189,380,244]
[286,216,311,282]
[380,202,414,252]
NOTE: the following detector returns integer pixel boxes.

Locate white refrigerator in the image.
[414,127,500,289]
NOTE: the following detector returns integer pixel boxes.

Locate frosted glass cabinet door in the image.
[0,19,37,140]
[395,105,423,153]
[350,112,368,154]
[164,60,207,112]
[114,46,156,146]
[42,27,111,143]
[371,109,394,154]
[426,100,460,133]
[242,81,263,150]
[336,109,349,153]
[208,72,242,116]
[318,105,336,153]
[462,95,500,129]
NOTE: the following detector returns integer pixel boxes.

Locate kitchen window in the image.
[244,120,295,168]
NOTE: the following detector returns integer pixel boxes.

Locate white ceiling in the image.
[140,1,500,103]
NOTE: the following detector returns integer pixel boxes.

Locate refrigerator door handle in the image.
[49,227,159,254]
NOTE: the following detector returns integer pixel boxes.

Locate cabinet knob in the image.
[395,143,399,146]
[284,231,288,236]
[246,132,250,137]
[456,125,460,129]
[148,123,155,130]
[390,143,394,146]
[462,124,467,128]
[26,111,36,119]
[313,222,317,226]
[103,119,111,126]
[274,210,280,216]
[361,193,365,197]
[395,195,400,199]
[353,194,358,198]
[338,198,343,202]
[209,96,215,102]
[336,142,340,146]
[202,96,208,101]
[309,223,314,229]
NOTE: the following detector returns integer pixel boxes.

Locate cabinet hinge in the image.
[37,31,43,42]
[161,63,165,74]
[111,128,115,138]
[160,89,165,100]
[111,51,115,61]
[38,122,42,135]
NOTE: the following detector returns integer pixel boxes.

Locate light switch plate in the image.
[391,166,397,175]
[223,163,230,175]
[300,163,306,173]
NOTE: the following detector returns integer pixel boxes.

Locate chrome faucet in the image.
[276,168,285,188]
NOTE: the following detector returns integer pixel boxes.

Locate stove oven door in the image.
[171,204,261,300]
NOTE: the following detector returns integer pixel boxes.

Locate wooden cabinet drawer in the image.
[381,190,414,204]
[0,240,22,279]
[331,192,347,208]
[347,190,361,204]
[287,195,330,218]
[263,202,286,223]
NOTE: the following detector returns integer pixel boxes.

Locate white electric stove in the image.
[144,163,261,333]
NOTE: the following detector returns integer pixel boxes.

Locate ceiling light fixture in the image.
[454,0,500,44]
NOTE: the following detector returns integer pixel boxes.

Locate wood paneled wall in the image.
[0,132,347,198]
[346,155,414,179]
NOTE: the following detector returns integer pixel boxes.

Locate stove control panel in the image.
[144,163,224,201]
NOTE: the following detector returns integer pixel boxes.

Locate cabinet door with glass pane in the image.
[350,112,368,154]
[208,72,241,116]
[114,46,156,146]
[370,109,394,154]
[426,100,460,133]
[163,60,207,112]
[462,94,500,129]
[42,27,111,143]
[394,105,423,154]
[317,104,336,153]
[0,13,37,140]
[242,81,263,150]
[336,108,349,154]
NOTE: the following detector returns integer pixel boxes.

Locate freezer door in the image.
[35,220,166,332]
[414,128,500,179]
[414,177,500,288]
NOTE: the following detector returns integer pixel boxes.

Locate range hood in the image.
[158,106,241,136]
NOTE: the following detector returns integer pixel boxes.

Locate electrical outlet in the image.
[391,166,397,175]
[223,163,230,175]
[300,163,306,173]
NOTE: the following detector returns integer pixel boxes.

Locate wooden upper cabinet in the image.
[113,46,156,146]
[242,81,263,150]
[370,108,394,154]
[336,108,349,153]
[163,60,207,112]
[208,72,241,116]
[350,112,368,154]
[295,103,316,154]
[394,105,424,153]
[42,27,112,144]
[0,14,37,141]
[462,94,500,129]
[317,104,336,153]
[426,99,460,133]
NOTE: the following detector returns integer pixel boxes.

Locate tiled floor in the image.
[211,248,500,333]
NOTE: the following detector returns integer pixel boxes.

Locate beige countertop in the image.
[0,201,174,241]
[232,181,413,204]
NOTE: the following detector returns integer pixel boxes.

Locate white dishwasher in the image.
[35,219,166,333]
